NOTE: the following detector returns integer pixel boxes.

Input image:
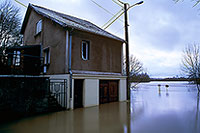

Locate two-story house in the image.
[21,4,127,109]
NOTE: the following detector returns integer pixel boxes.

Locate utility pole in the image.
[104,0,143,100]
[124,3,130,100]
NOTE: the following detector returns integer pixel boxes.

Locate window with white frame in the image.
[43,47,50,74]
[13,51,21,66]
[43,47,50,65]
[36,19,42,35]
[82,40,90,60]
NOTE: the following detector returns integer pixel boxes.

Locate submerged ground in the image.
[0,81,199,133]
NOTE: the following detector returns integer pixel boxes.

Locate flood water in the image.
[131,81,200,133]
[0,81,199,133]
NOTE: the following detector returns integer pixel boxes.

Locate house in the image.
[21,4,127,109]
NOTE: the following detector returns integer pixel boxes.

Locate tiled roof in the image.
[21,4,124,42]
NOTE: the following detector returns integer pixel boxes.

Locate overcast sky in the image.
[11,0,200,78]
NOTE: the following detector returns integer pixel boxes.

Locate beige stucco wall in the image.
[23,9,43,45]
[42,17,66,74]
[71,30,123,73]
[23,9,123,75]
[23,9,67,74]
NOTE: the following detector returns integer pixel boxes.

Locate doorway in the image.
[74,79,84,108]
[99,80,118,104]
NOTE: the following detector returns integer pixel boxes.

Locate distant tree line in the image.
[130,72,150,82]
[151,77,188,81]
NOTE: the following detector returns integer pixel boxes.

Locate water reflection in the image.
[195,92,200,132]
[0,81,199,133]
[0,102,130,133]
[131,81,200,133]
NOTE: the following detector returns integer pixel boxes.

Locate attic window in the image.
[82,41,90,60]
[36,19,42,34]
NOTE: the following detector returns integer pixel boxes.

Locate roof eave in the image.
[21,4,125,43]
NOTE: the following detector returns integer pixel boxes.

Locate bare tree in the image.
[0,0,22,53]
[123,55,143,76]
[181,44,200,92]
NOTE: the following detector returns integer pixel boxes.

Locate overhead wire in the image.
[14,0,27,8]
[103,10,124,29]
[90,0,124,23]
[103,0,143,29]
[114,26,125,34]
[91,0,114,17]
[102,0,125,29]
[111,0,123,7]
[102,8,123,29]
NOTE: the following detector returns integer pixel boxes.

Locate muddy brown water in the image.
[0,81,199,133]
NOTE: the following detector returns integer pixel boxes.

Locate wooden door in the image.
[99,80,118,104]
[74,79,83,108]
[109,81,118,102]
[100,81,109,104]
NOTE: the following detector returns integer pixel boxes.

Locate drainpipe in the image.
[68,29,73,109]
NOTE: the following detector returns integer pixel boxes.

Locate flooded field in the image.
[131,81,200,133]
[0,81,199,133]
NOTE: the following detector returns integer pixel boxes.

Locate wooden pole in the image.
[124,3,130,100]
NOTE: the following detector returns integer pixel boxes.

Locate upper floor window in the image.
[82,40,90,60]
[36,20,42,35]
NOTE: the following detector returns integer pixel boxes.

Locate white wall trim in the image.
[72,74,126,79]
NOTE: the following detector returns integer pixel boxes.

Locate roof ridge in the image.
[26,4,125,42]
[31,4,88,23]
[31,4,103,31]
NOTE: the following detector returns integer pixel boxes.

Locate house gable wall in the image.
[23,10,123,75]
[23,9,42,45]
[71,30,122,73]
[42,17,66,74]
[23,9,67,74]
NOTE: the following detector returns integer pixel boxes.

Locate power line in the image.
[91,0,114,16]
[103,0,143,30]
[112,0,123,7]
[103,9,124,29]
[114,26,125,34]
[102,8,123,29]
[90,0,124,24]
[14,0,27,8]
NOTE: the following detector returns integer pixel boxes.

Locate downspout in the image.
[68,29,73,109]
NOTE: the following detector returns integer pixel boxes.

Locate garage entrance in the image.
[99,80,118,104]
[74,79,84,108]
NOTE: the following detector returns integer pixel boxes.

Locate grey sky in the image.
[11,0,200,78]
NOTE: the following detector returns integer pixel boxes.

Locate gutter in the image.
[68,29,73,109]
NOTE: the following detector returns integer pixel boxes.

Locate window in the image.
[43,47,50,65]
[82,40,90,60]
[36,19,42,35]
[13,51,21,66]
[43,47,50,74]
